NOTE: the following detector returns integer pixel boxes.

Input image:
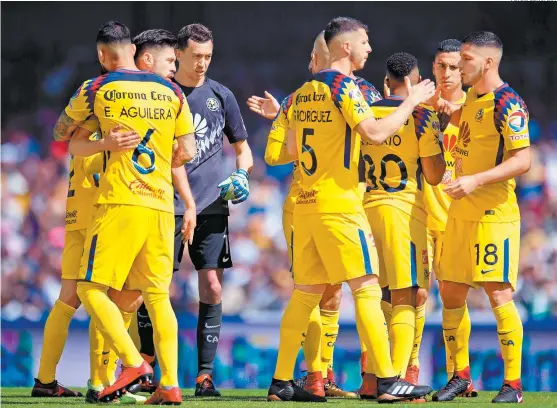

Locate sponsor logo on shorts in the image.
[481,269,495,274]
[422,250,429,265]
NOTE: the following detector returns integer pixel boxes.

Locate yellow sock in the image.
[77,282,143,368]
[381,300,392,333]
[143,292,178,387]
[320,309,339,377]
[88,319,106,388]
[493,301,523,381]
[353,285,396,379]
[409,304,426,367]
[302,306,322,373]
[444,333,455,381]
[390,305,416,377]
[442,304,470,372]
[102,310,135,386]
[130,311,141,351]
[37,300,76,384]
[356,316,376,375]
[274,290,322,380]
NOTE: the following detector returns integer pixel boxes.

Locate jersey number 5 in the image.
[301,128,317,176]
[132,129,156,175]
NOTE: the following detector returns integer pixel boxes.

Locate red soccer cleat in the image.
[359,373,377,399]
[304,371,325,397]
[405,365,420,385]
[145,386,182,405]
[98,360,153,401]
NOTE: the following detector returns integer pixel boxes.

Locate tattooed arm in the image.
[53,111,82,142]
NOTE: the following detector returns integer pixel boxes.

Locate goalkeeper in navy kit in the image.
[135,23,253,397]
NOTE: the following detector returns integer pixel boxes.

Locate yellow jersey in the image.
[362,97,442,224]
[449,83,530,222]
[289,70,375,214]
[65,147,103,231]
[423,92,466,231]
[64,69,195,213]
[270,78,382,214]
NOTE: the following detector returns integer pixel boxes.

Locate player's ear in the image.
[130,43,137,58]
[484,56,494,72]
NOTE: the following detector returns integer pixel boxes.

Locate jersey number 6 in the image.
[132,129,156,175]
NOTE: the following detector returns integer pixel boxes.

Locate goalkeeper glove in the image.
[217,169,249,204]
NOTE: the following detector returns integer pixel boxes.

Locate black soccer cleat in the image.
[432,374,471,402]
[195,374,222,397]
[376,376,433,403]
[267,378,327,402]
[492,383,523,403]
[31,378,83,397]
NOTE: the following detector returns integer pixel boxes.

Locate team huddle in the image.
[31,15,529,406]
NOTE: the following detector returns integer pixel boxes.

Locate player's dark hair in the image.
[176,23,213,49]
[462,31,503,51]
[133,29,177,59]
[386,52,419,81]
[435,39,462,57]
[324,17,368,45]
[96,20,131,45]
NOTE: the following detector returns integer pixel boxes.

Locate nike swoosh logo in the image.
[205,323,220,329]
[517,395,523,403]
[324,333,337,337]
[137,312,149,318]
[102,351,110,355]
[222,256,230,262]
[481,269,495,274]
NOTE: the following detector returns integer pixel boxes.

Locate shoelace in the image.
[499,384,516,394]
[443,376,467,392]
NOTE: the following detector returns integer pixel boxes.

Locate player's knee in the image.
[439,281,468,309]
[347,274,379,292]
[110,289,143,313]
[320,284,342,310]
[58,280,80,309]
[484,283,513,308]
[416,287,429,307]
[390,287,416,306]
[294,283,326,295]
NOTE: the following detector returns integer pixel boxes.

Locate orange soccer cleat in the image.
[405,365,420,385]
[145,386,182,405]
[359,373,377,399]
[304,371,325,397]
[98,360,153,401]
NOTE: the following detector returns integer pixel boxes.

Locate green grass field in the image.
[1,388,556,407]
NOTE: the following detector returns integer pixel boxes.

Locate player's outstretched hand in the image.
[218,169,250,204]
[406,77,436,107]
[247,91,280,120]
[444,175,480,199]
[181,207,196,245]
[104,124,141,152]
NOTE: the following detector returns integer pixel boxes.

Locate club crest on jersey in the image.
[475,108,484,122]
[507,109,527,133]
[206,97,220,112]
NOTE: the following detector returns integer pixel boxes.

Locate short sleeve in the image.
[334,78,374,130]
[223,90,249,144]
[175,92,195,138]
[414,107,443,158]
[494,89,530,151]
[65,80,94,122]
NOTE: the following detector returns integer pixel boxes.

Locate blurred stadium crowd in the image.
[2,85,557,326]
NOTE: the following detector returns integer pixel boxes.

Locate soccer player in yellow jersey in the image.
[359,52,445,398]
[68,28,197,401]
[248,31,379,399]
[53,21,196,404]
[423,39,477,396]
[267,17,436,403]
[433,32,530,404]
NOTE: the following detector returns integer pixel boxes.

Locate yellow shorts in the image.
[365,206,430,290]
[78,204,174,293]
[439,218,520,290]
[282,210,293,270]
[292,211,379,285]
[61,229,87,280]
[427,229,444,277]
